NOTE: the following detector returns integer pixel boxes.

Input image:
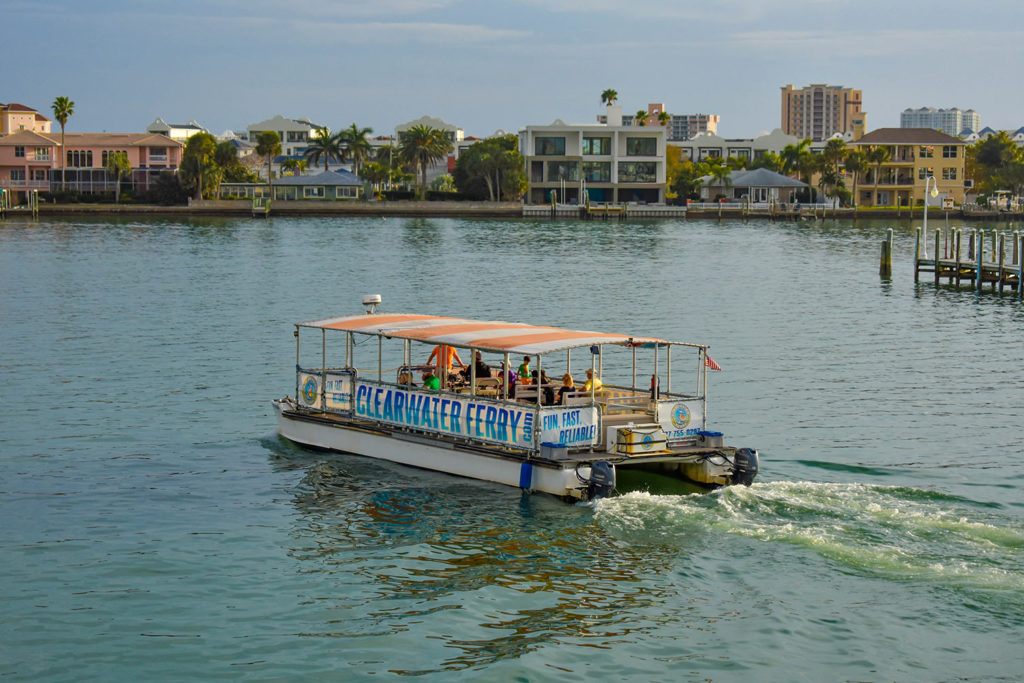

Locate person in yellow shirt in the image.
[583,368,602,392]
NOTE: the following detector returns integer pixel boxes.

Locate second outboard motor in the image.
[587,461,616,500]
[732,448,759,487]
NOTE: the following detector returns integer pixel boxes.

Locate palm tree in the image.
[303,128,342,171]
[182,132,218,200]
[823,138,848,177]
[868,145,891,207]
[658,111,671,127]
[398,125,453,199]
[104,151,131,203]
[600,89,618,106]
[708,161,732,198]
[281,158,307,175]
[634,109,649,127]
[844,150,868,207]
[339,123,373,175]
[51,96,75,191]
[255,131,282,195]
[780,138,811,177]
[796,150,819,202]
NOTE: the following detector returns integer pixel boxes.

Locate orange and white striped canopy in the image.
[298,313,684,356]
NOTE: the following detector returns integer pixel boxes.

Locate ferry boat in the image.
[273,298,758,502]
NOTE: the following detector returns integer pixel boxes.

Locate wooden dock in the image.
[914,227,1023,296]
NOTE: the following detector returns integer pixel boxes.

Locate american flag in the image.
[705,355,723,371]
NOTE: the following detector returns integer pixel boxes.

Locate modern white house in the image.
[673,128,802,164]
[145,118,208,141]
[519,106,667,205]
[245,115,327,157]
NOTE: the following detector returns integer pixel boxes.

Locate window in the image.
[546,161,578,182]
[14,146,25,158]
[582,137,610,155]
[942,145,957,158]
[626,137,657,156]
[10,169,25,181]
[287,131,307,142]
[919,146,934,158]
[102,150,129,165]
[918,168,933,179]
[618,162,657,183]
[304,186,325,198]
[942,168,957,180]
[581,162,610,182]
[33,147,49,161]
[67,150,93,167]
[535,137,565,156]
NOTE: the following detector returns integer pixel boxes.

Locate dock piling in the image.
[880,228,893,279]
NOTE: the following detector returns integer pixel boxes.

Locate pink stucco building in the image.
[0,129,182,200]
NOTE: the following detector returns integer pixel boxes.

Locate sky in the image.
[5,0,1024,139]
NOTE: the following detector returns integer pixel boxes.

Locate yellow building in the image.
[1,102,51,136]
[850,128,967,208]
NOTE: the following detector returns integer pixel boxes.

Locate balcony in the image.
[148,154,168,163]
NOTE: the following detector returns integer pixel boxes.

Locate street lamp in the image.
[922,173,939,255]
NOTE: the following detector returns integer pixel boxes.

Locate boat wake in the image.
[594,481,1024,593]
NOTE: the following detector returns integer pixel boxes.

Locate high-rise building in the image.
[900,107,980,134]
[781,84,864,142]
[597,103,719,141]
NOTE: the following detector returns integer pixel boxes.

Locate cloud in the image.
[726,28,1024,57]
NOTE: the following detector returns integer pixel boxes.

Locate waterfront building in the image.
[145,118,208,141]
[0,130,182,200]
[597,103,719,141]
[849,128,966,207]
[519,106,666,204]
[220,169,363,201]
[699,168,808,203]
[245,115,327,157]
[900,107,980,136]
[395,115,465,181]
[673,128,801,164]
[781,84,865,142]
[1,102,51,135]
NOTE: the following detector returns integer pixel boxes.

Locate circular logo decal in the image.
[302,377,319,404]
[641,434,654,450]
[670,403,690,430]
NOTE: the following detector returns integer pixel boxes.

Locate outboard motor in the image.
[732,448,759,486]
[587,461,616,500]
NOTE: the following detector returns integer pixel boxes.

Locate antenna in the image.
[362,294,382,314]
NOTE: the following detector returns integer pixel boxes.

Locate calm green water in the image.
[2,215,1023,681]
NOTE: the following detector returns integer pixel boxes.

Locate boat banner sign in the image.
[655,399,705,441]
[297,370,354,412]
[538,406,600,448]
[352,381,536,449]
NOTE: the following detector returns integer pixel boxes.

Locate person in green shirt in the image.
[422,369,440,391]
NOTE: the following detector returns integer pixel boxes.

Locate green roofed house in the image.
[219,169,364,200]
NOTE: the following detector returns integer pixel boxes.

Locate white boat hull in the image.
[274,400,594,501]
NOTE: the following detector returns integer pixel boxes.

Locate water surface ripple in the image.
[2,215,1022,680]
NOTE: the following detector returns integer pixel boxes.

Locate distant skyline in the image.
[5,0,1024,139]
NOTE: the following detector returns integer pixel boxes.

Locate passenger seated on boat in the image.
[427,344,465,372]
[498,362,517,398]
[535,370,555,405]
[583,368,602,392]
[397,371,416,387]
[557,373,576,404]
[459,351,491,383]
[421,369,440,391]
